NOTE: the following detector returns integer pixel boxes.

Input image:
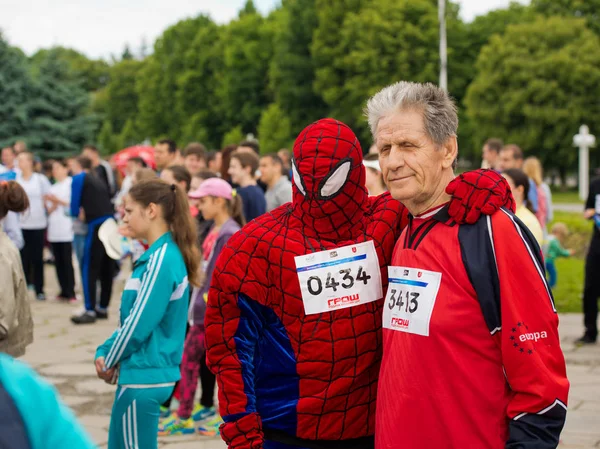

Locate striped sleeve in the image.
[103,244,173,368]
[491,209,569,448]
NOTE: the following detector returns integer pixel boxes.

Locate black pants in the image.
[583,244,600,340]
[199,353,216,408]
[51,242,75,298]
[84,228,114,311]
[20,229,45,295]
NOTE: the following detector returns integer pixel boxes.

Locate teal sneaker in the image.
[158,414,196,436]
[159,405,171,419]
[197,415,223,436]
[192,404,216,423]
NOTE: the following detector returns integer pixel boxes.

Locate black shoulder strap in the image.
[0,381,32,449]
[458,214,502,335]
[458,208,554,336]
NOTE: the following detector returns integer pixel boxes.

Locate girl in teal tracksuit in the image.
[95,179,200,449]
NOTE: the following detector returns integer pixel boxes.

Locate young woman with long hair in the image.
[159,178,245,436]
[94,179,200,449]
[503,168,544,246]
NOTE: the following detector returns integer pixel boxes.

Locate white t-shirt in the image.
[46,177,74,243]
[17,173,51,230]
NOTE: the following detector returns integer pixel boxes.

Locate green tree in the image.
[258,103,292,154]
[314,0,439,145]
[221,125,244,148]
[175,17,223,148]
[97,119,118,155]
[30,47,109,92]
[116,118,139,151]
[136,16,212,142]
[269,0,326,134]
[103,59,144,133]
[121,45,134,60]
[312,0,364,126]
[27,56,97,158]
[465,17,600,177]
[446,2,538,161]
[0,33,33,147]
[532,0,600,35]
[216,7,275,137]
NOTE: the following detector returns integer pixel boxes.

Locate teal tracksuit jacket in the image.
[0,354,96,449]
[96,232,189,384]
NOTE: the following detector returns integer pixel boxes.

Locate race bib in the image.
[383,267,442,336]
[294,241,383,315]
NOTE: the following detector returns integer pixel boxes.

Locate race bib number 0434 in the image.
[294,240,383,315]
[383,266,442,336]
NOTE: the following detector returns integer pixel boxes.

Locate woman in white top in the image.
[17,152,51,300]
[45,160,75,301]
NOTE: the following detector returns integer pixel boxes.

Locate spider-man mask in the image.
[291,119,368,239]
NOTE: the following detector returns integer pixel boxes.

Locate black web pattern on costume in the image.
[205,120,409,441]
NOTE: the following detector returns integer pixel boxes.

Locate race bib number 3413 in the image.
[383,267,442,336]
[294,241,383,315]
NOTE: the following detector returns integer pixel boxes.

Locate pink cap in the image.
[188,178,233,200]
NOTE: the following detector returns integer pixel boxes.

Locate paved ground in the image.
[18,265,600,448]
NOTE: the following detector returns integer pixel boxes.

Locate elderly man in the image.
[367,82,569,449]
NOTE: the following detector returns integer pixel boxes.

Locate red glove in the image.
[446,169,515,224]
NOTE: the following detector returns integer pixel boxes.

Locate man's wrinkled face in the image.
[376,110,449,204]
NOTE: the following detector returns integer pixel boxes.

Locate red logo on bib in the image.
[418,272,422,278]
[391,317,410,328]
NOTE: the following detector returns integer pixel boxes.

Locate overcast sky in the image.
[2,0,529,60]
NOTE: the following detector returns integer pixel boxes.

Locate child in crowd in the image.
[159,178,245,436]
[189,170,218,242]
[545,222,574,289]
[95,179,200,449]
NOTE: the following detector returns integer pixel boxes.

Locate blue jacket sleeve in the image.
[70,173,86,218]
[528,178,539,213]
[0,355,96,449]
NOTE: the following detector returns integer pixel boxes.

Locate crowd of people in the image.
[0,80,598,449]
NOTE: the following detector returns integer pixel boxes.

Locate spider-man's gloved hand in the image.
[446,169,515,224]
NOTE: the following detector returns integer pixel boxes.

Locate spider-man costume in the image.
[205,119,514,449]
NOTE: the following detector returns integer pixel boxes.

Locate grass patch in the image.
[551,258,584,313]
[551,190,584,205]
[548,211,593,313]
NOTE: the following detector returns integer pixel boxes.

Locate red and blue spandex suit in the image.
[205,119,513,449]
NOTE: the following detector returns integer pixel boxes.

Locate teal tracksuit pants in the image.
[108,385,174,449]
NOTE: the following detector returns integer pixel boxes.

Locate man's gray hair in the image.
[365,81,458,145]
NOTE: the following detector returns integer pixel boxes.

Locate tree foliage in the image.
[136,16,212,143]
[27,55,97,158]
[258,103,292,154]
[532,0,600,35]
[465,16,600,173]
[216,8,275,137]
[0,34,33,147]
[270,0,326,135]
[4,0,600,174]
[30,47,109,92]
